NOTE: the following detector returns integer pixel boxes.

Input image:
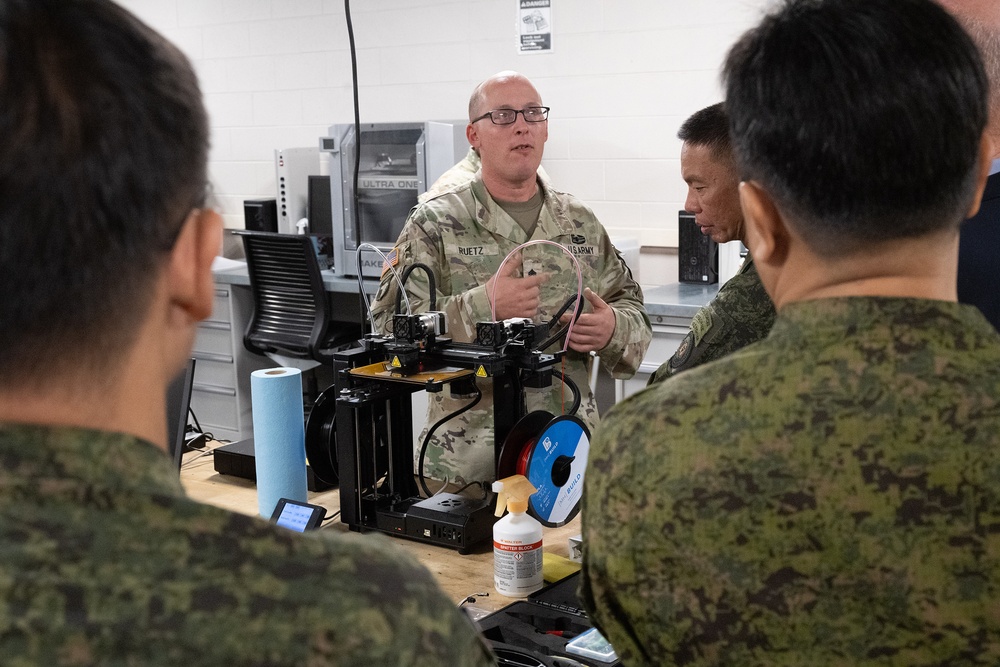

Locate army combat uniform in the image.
[372,174,651,484]
[0,425,496,666]
[648,254,775,384]
[582,297,1000,666]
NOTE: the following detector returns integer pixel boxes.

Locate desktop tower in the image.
[308,174,334,237]
[275,147,321,235]
[308,174,336,269]
[243,199,278,233]
[678,211,718,284]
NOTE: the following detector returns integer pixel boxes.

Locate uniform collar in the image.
[470,173,574,242]
[771,296,995,348]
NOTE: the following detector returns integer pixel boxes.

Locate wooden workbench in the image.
[179,445,582,612]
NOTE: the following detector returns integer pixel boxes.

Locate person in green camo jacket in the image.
[647,102,776,384]
[371,71,651,486]
[0,2,495,665]
[581,0,1000,664]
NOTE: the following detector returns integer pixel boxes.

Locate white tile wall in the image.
[118,0,768,258]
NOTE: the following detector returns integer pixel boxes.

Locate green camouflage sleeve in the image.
[648,257,775,385]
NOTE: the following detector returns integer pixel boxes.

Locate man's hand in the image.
[486,253,549,320]
[559,287,616,353]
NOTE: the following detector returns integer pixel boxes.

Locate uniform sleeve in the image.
[593,231,652,379]
[647,263,775,385]
[370,204,491,344]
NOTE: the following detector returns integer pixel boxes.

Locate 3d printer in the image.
[333,312,577,552]
[303,245,590,554]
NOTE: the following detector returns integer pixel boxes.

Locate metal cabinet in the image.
[189,283,270,443]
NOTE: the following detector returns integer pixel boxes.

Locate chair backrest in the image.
[234,230,329,361]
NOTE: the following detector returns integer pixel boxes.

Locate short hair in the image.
[0,0,209,385]
[723,0,988,255]
[677,103,733,163]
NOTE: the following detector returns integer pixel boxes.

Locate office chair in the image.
[233,230,360,487]
[233,230,358,366]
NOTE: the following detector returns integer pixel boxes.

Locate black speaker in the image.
[678,211,718,284]
[243,198,278,233]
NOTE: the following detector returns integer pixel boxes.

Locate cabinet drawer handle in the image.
[192,352,234,364]
[214,288,229,298]
[638,361,662,374]
[192,383,236,397]
[199,320,230,331]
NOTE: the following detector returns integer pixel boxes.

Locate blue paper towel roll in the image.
[250,367,308,517]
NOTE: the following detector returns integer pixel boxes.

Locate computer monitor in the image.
[165,358,196,471]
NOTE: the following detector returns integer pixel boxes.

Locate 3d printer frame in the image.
[333,317,564,553]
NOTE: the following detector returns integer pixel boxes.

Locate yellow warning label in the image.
[391,356,401,368]
[476,365,488,378]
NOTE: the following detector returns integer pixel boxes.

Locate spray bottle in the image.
[492,474,544,597]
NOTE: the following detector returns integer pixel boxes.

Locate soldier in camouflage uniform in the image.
[372,72,651,485]
[0,3,495,664]
[581,0,1000,664]
[648,103,775,384]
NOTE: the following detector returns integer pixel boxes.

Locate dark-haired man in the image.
[0,1,494,664]
[648,103,775,383]
[582,0,1000,664]
[938,0,1000,330]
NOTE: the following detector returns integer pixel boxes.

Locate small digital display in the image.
[271,499,325,532]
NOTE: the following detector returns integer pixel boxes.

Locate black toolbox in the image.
[477,572,621,666]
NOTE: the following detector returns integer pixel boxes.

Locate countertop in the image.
[212,257,377,295]
[641,282,719,321]
[212,259,719,318]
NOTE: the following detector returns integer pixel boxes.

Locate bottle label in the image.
[494,539,543,596]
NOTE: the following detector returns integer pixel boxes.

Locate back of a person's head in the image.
[0,0,209,386]
[677,102,733,164]
[723,0,988,255]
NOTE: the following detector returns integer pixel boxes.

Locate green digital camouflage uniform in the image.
[581,297,1000,666]
[0,425,496,667]
[647,254,775,384]
[372,174,651,484]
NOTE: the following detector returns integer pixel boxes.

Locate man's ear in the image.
[739,180,788,269]
[167,208,223,324]
[466,122,480,151]
[966,133,994,219]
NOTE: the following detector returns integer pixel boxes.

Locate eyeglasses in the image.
[471,106,550,125]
